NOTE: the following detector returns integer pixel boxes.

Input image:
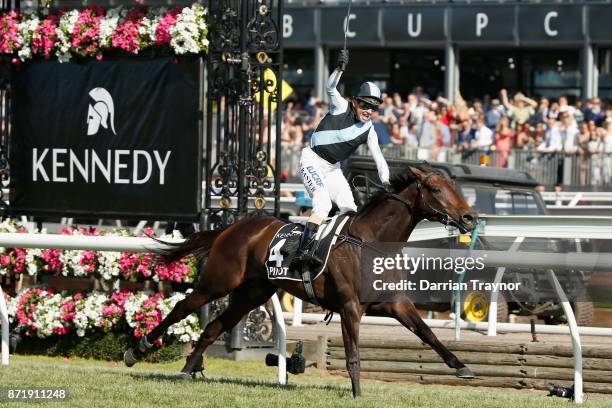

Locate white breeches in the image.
[299,147,357,220]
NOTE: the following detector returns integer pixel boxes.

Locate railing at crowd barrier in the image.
[350,145,612,188]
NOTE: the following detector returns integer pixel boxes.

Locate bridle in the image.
[350,173,461,231]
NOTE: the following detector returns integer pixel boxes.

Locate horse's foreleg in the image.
[340,302,363,397]
[369,301,474,378]
[180,280,277,376]
[124,287,217,367]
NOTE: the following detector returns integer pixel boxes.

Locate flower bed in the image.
[0,4,208,63]
[5,288,200,344]
[15,330,184,362]
[0,218,199,284]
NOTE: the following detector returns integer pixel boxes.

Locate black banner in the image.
[518,5,582,45]
[285,4,593,47]
[451,6,516,44]
[282,9,316,45]
[383,6,445,45]
[589,5,612,45]
[10,57,201,220]
[320,7,381,46]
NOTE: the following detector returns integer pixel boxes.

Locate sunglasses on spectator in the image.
[356,100,379,111]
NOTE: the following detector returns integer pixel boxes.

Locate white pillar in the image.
[444,46,459,103]
[271,294,287,385]
[314,44,327,101]
[488,237,524,336]
[581,6,597,99]
[546,270,583,404]
[582,44,597,99]
[292,297,303,327]
[0,285,9,365]
[314,7,329,102]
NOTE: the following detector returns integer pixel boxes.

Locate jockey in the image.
[296,50,390,266]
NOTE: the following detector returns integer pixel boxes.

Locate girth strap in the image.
[301,267,320,306]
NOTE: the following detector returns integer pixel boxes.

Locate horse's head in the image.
[391,163,478,233]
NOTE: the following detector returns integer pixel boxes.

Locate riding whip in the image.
[341,0,353,71]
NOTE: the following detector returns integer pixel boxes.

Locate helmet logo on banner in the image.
[87,87,116,136]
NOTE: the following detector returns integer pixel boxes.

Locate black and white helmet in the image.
[356,82,382,105]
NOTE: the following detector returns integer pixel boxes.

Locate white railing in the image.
[541,191,612,214]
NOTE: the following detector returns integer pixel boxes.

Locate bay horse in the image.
[124,163,478,397]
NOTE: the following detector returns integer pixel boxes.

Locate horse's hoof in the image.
[456,366,474,378]
[174,372,193,381]
[124,348,138,367]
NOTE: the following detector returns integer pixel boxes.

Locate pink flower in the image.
[41,249,63,274]
[0,255,10,266]
[155,8,181,46]
[131,293,164,343]
[32,15,58,59]
[154,259,191,283]
[59,228,70,235]
[112,20,142,54]
[69,7,103,58]
[0,11,21,54]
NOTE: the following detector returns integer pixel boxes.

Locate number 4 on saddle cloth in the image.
[265,214,351,282]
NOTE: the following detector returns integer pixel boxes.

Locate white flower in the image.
[73,292,108,336]
[6,294,17,324]
[0,218,20,233]
[99,15,119,48]
[60,250,88,277]
[159,292,200,343]
[123,292,149,328]
[55,10,80,62]
[32,292,65,338]
[169,4,208,55]
[98,251,121,281]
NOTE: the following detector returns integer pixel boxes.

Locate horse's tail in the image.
[154,228,226,263]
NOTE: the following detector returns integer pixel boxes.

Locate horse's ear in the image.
[408,165,426,179]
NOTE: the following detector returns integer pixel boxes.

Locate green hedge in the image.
[16,331,185,363]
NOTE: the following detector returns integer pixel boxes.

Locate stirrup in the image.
[296,249,322,266]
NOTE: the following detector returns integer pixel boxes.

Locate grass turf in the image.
[1,355,611,408]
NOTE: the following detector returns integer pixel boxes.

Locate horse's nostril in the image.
[462,214,474,225]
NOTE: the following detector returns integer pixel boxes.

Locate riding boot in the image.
[295,222,323,266]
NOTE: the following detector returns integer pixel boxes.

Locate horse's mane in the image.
[355,162,438,219]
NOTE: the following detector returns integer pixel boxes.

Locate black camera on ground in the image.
[265,340,306,375]
[548,383,574,399]
[9,331,21,353]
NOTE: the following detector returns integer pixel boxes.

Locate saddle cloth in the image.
[265,214,350,281]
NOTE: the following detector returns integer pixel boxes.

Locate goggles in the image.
[356,99,379,111]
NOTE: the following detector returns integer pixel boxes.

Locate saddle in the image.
[265,215,350,303]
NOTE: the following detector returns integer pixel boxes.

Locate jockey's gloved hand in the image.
[383,182,393,193]
[338,50,349,71]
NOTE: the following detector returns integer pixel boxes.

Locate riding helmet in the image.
[355,82,382,105]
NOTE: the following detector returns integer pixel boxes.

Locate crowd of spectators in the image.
[281,87,612,173]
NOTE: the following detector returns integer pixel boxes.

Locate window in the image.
[459,49,581,100]
[598,48,612,100]
[283,50,315,98]
[460,184,544,215]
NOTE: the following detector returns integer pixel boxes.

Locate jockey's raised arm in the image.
[326,69,348,115]
[295,50,391,267]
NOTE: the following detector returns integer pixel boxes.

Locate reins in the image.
[337,172,457,249]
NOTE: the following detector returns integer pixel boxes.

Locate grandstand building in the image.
[283,1,612,101]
